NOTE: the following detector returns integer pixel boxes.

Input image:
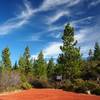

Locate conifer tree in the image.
[47,58,55,79]
[2,47,12,69]
[57,23,82,80]
[88,49,93,61]
[23,46,32,74]
[18,56,25,72]
[94,42,100,60]
[13,61,18,70]
[18,46,32,75]
[35,51,47,80]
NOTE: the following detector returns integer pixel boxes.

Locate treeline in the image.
[0,24,100,95]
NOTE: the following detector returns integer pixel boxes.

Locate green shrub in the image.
[74,86,86,93]
[73,79,84,86]
[32,80,51,88]
[21,82,32,89]
[20,74,27,83]
[73,80,99,94]
[62,80,74,91]
[84,81,98,90]
[54,80,74,91]
[92,88,100,95]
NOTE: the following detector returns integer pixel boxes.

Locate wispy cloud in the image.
[21,35,41,42]
[47,11,70,24]
[48,25,64,32]
[39,0,81,25]
[77,27,100,43]
[38,0,81,11]
[0,0,35,35]
[88,0,100,8]
[46,16,94,38]
[49,32,61,39]
[47,16,93,40]
[70,16,93,28]
[75,24,100,57]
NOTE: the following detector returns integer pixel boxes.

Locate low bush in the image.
[52,80,74,91]
[31,79,51,88]
[92,87,100,95]
[21,82,32,90]
[85,81,98,90]
[62,80,74,91]
[73,79,84,86]
[73,80,99,94]
[0,70,21,92]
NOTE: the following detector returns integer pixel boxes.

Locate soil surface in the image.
[0,89,100,100]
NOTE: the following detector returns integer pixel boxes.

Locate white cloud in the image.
[38,0,81,25]
[77,27,100,43]
[0,0,35,35]
[88,0,100,8]
[43,42,62,58]
[50,32,61,39]
[38,0,81,11]
[47,11,70,24]
[31,54,38,60]
[39,0,68,11]
[71,16,93,28]
[32,42,62,59]
[0,0,81,35]
[48,25,63,32]
[75,25,100,57]
[31,35,41,41]
[23,35,42,42]
[74,33,85,43]
[67,0,81,7]
[17,0,34,19]
[80,44,94,58]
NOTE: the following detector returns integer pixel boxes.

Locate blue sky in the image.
[0,0,100,64]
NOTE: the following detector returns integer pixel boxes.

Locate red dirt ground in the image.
[0,89,100,100]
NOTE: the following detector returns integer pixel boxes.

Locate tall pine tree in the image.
[57,23,82,80]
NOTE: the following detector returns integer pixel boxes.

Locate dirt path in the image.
[0,89,100,100]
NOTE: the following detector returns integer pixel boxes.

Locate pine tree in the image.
[88,49,93,61]
[33,59,38,76]
[18,46,32,75]
[13,61,18,70]
[18,56,25,72]
[57,23,82,80]
[2,47,12,69]
[47,58,55,79]
[94,42,100,60]
[0,61,3,73]
[93,42,100,81]
[35,51,47,80]
[23,46,32,75]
